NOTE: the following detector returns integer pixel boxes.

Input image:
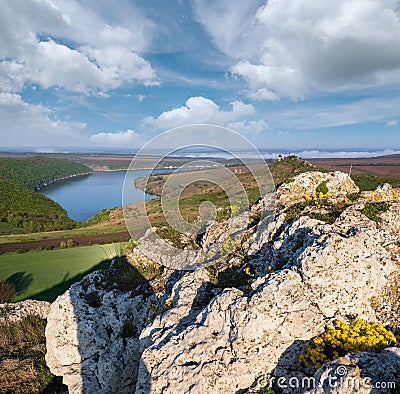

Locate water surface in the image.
[41,170,152,222]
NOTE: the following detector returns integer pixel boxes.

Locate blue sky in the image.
[0,0,399,151]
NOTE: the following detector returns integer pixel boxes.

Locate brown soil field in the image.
[0,230,148,254]
[309,155,400,178]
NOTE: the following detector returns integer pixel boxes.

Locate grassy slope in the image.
[0,315,66,393]
[0,243,124,302]
[351,174,400,191]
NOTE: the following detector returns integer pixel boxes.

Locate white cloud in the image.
[227,120,271,135]
[0,93,86,146]
[0,0,158,95]
[193,0,263,59]
[90,130,145,148]
[231,61,306,101]
[386,120,398,127]
[143,96,256,129]
[196,0,400,100]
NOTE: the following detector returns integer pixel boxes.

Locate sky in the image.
[0,0,399,151]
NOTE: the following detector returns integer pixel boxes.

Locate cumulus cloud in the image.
[227,120,271,135]
[0,93,86,146]
[196,0,400,100]
[143,96,256,129]
[0,0,158,95]
[90,130,145,147]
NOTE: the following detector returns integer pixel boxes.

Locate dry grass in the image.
[0,314,65,393]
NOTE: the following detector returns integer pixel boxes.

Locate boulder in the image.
[45,268,158,393]
[305,347,400,394]
[0,299,50,322]
[44,174,400,394]
[276,171,358,208]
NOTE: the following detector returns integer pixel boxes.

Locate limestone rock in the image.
[276,171,358,208]
[363,183,400,202]
[0,299,50,322]
[305,347,400,394]
[44,171,400,394]
[45,268,158,394]
[135,198,399,393]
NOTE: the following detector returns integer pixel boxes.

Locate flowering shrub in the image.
[215,202,242,222]
[298,318,398,369]
[124,238,137,253]
[148,294,174,319]
[304,190,332,208]
[219,235,248,260]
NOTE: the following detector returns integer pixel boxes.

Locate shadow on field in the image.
[6,271,33,295]
[30,259,111,302]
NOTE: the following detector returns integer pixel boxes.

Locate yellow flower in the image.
[298,318,397,369]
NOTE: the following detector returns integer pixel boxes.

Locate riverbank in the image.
[35,171,92,190]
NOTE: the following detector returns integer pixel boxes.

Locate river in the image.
[41,170,153,222]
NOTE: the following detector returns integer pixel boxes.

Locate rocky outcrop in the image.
[276,171,358,208]
[136,205,399,393]
[305,347,400,394]
[45,171,400,394]
[45,267,159,393]
[0,299,50,322]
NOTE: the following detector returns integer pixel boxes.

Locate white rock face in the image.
[136,205,399,393]
[45,173,400,394]
[0,299,50,322]
[276,171,358,208]
[45,269,158,393]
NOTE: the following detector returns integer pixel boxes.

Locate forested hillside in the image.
[0,156,92,190]
[0,156,90,234]
[0,180,76,233]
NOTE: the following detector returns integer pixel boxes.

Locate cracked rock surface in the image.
[44,172,400,394]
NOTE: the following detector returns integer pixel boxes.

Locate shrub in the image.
[285,202,308,221]
[316,181,329,195]
[66,239,77,248]
[360,202,390,222]
[111,256,163,291]
[298,318,397,369]
[347,192,361,201]
[0,280,16,303]
[120,320,136,339]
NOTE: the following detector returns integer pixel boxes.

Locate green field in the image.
[0,243,124,302]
